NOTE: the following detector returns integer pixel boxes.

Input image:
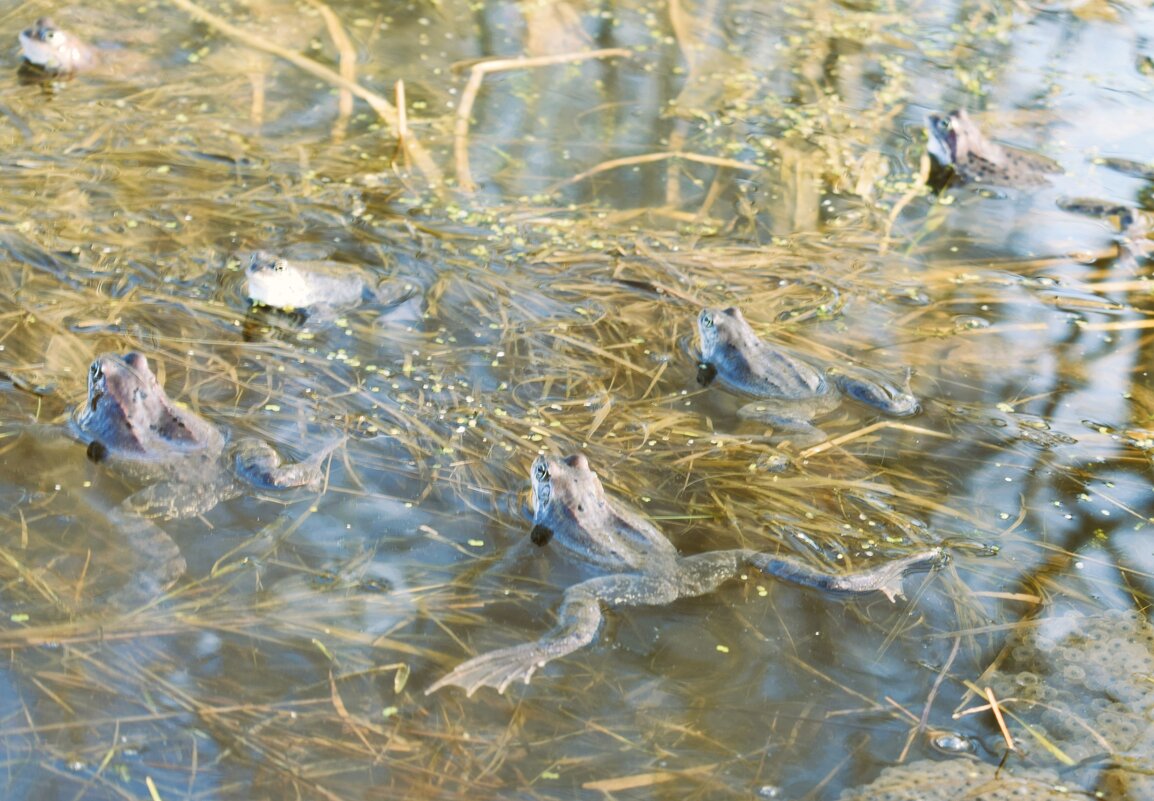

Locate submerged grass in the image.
[1,0,1152,798]
[3,181,1151,798]
[4,196,1149,796]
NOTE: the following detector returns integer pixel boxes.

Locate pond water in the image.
[1,0,1152,799]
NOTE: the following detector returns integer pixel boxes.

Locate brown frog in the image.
[696,306,918,443]
[74,352,339,605]
[926,109,1062,187]
[18,17,96,74]
[426,453,944,695]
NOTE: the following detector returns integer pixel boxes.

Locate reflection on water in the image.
[0,0,1152,798]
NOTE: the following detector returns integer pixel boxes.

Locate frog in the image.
[1095,156,1154,182]
[1056,196,1152,268]
[73,352,340,605]
[426,453,944,695]
[17,17,96,74]
[695,306,919,443]
[926,109,1062,188]
[245,251,417,320]
[1056,196,1139,231]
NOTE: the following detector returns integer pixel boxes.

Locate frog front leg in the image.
[426,573,680,696]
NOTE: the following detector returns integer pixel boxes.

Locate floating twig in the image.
[454,48,632,191]
[303,0,356,142]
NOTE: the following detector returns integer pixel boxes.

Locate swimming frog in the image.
[246,251,416,319]
[426,453,944,695]
[696,306,918,442]
[74,352,339,605]
[18,18,96,74]
[1057,196,1151,268]
[1095,157,1154,182]
[926,109,1061,187]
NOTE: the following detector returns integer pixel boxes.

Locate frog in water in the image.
[926,109,1062,188]
[1095,156,1154,182]
[245,251,416,320]
[17,17,96,74]
[1057,196,1151,268]
[74,352,339,605]
[426,453,944,695]
[695,306,918,443]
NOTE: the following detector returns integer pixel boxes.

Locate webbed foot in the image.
[847,547,947,602]
[426,642,554,696]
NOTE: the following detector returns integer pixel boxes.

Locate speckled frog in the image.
[695,306,918,442]
[74,352,339,604]
[18,17,96,74]
[926,109,1061,187]
[426,453,944,695]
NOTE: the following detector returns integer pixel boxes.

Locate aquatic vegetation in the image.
[0,0,1151,798]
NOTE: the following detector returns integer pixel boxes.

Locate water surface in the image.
[1,0,1152,798]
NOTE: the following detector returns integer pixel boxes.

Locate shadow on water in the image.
[1,0,1153,798]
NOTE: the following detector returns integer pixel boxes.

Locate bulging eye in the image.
[45,31,60,42]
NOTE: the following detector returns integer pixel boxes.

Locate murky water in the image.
[1,0,1152,798]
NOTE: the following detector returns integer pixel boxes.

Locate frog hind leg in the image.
[231,436,343,489]
[103,504,187,609]
[831,371,920,417]
[426,573,679,696]
[744,548,946,602]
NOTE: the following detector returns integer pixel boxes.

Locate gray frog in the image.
[926,109,1061,187]
[18,17,96,74]
[74,352,339,605]
[696,306,918,443]
[245,251,416,320]
[426,453,944,695]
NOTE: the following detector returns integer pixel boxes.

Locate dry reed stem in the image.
[393,79,410,170]
[880,152,931,255]
[303,0,357,142]
[583,762,719,791]
[453,48,632,191]
[798,421,950,459]
[547,150,758,195]
[901,633,961,762]
[248,72,266,126]
[167,0,443,186]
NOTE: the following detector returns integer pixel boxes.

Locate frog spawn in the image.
[838,609,1154,800]
[835,759,1066,801]
[986,609,1154,767]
